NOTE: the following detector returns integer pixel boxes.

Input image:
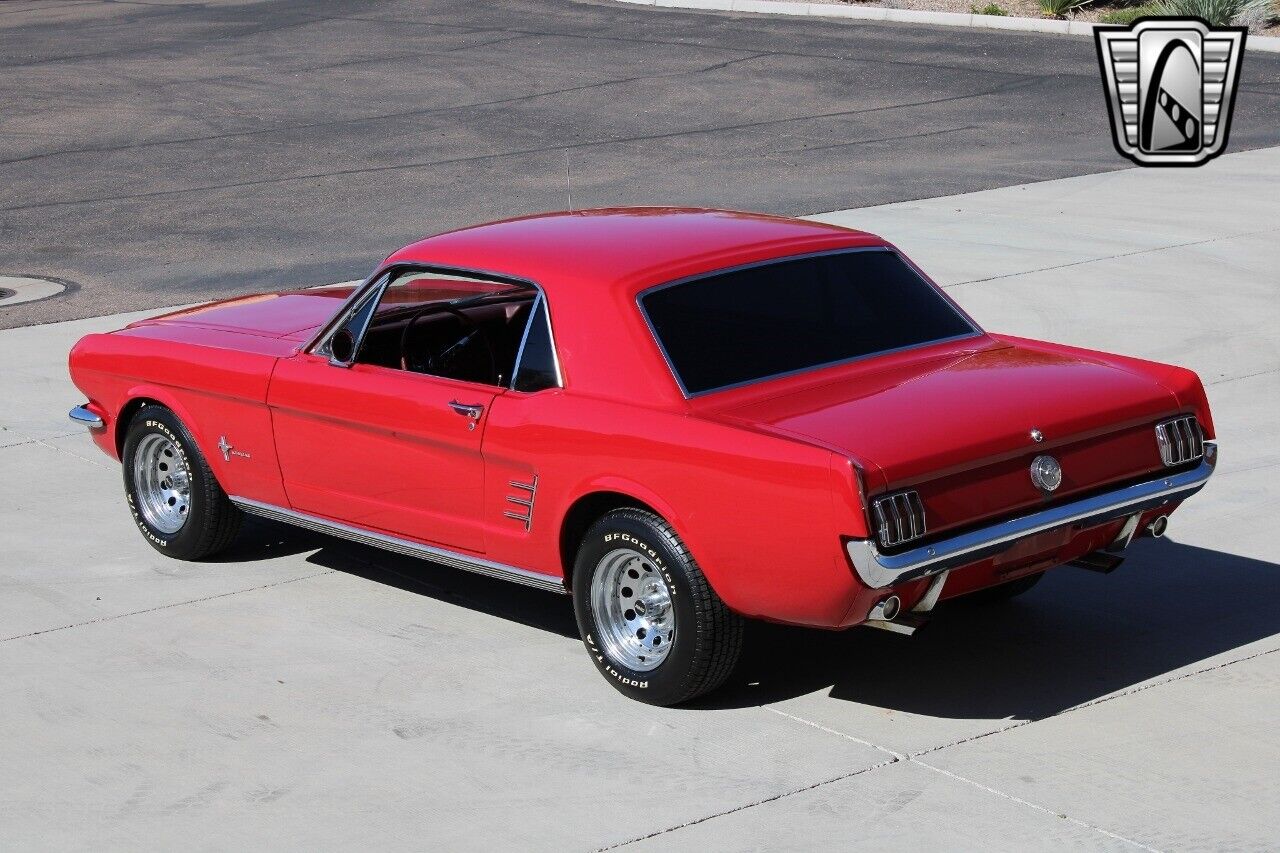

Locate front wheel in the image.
[121,404,241,560]
[572,508,742,706]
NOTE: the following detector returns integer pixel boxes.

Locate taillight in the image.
[871,490,927,549]
[1155,415,1204,467]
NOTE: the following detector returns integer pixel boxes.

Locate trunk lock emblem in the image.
[1030,454,1063,492]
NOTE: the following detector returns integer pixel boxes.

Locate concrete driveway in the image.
[3,147,1277,851]
[4,0,1280,328]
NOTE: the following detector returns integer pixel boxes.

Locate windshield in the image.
[639,249,979,396]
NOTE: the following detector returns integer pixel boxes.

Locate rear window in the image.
[639,249,977,395]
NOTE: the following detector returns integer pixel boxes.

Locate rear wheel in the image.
[121,404,241,559]
[572,508,742,706]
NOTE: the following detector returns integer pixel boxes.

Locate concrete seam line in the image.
[0,431,84,450]
[611,0,1280,52]
[764,706,905,759]
[31,435,116,469]
[751,707,1158,851]
[0,570,336,644]
[1206,365,1280,386]
[943,223,1280,288]
[760,708,1159,851]
[903,644,1280,758]
[909,758,1165,852]
[1057,642,1280,715]
[595,756,901,850]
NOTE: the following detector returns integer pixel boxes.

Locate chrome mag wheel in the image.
[589,547,676,672]
[131,432,191,534]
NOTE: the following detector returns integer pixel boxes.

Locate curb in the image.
[617,0,1280,51]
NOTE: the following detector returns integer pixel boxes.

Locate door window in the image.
[348,270,537,388]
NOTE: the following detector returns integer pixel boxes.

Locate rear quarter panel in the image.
[69,326,290,506]
[482,391,867,628]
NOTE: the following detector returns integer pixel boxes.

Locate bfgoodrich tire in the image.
[121,404,241,560]
[572,508,743,706]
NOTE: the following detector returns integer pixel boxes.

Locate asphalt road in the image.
[4,0,1280,328]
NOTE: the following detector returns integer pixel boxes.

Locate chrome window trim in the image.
[846,444,1218,589]
[315,276,387,366]
[510,291,540,385]
[302,266,383,354]
[231,496,567,594]
[634,246,983,399]
[509,292,565,392]
[306,261,562,391]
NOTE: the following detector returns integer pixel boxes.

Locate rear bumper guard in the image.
[846,442,1217,589]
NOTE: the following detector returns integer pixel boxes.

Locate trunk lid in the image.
[704,340,1179,537]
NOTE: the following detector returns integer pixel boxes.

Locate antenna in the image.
[563,151,574,212]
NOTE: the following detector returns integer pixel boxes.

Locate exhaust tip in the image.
[1147,515,1169,538]
[870,594,901,622]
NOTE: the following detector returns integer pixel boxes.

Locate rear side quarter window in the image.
[513,296,561,392]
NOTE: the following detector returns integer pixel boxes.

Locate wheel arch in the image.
[558,482,681,590]
[115,386,206,459]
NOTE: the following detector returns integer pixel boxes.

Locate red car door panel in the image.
[268,353,496,552]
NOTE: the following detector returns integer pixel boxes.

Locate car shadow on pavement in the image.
[290,527,582,640]
[210,521,1278,718]
[696,538,1280,718]
[202,515,325,563]
[204,516,579,637]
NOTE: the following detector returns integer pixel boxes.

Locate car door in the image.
[268,354,496,552]
[266,269,519,554]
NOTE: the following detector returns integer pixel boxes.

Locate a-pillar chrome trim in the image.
[846,443,1218,589]
[229,496,568,594]
[68,404,104,430]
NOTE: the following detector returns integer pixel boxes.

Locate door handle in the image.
[449,400,484,420]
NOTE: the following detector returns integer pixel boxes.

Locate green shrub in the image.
[970,2,1009,13]
[1039,0,1092,16]
[1151,0,1273,25]
[1099,3,1158,22]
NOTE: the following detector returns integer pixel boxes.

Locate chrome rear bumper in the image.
[846,442,1217,589]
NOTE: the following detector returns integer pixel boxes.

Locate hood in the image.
[127,285,356,341]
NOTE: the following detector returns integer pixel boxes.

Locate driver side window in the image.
[331,269,539,389]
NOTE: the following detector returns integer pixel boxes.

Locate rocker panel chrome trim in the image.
[847,444,1217,589]
[230,496,567,594]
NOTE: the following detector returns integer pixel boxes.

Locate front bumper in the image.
[846,442,1218,589]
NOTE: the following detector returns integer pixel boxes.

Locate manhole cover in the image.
[0,275,71,306]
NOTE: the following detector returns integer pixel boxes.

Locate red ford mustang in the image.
[68,208,1217,705]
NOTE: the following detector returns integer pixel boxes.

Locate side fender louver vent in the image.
[872,490,927,549]
[504,475,539,531]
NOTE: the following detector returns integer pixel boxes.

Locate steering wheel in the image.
[399,304,498,384]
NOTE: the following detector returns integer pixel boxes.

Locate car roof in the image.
[383,207,886,296]
[382,208,890,407]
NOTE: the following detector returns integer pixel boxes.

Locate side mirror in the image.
[329,327,356,365]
